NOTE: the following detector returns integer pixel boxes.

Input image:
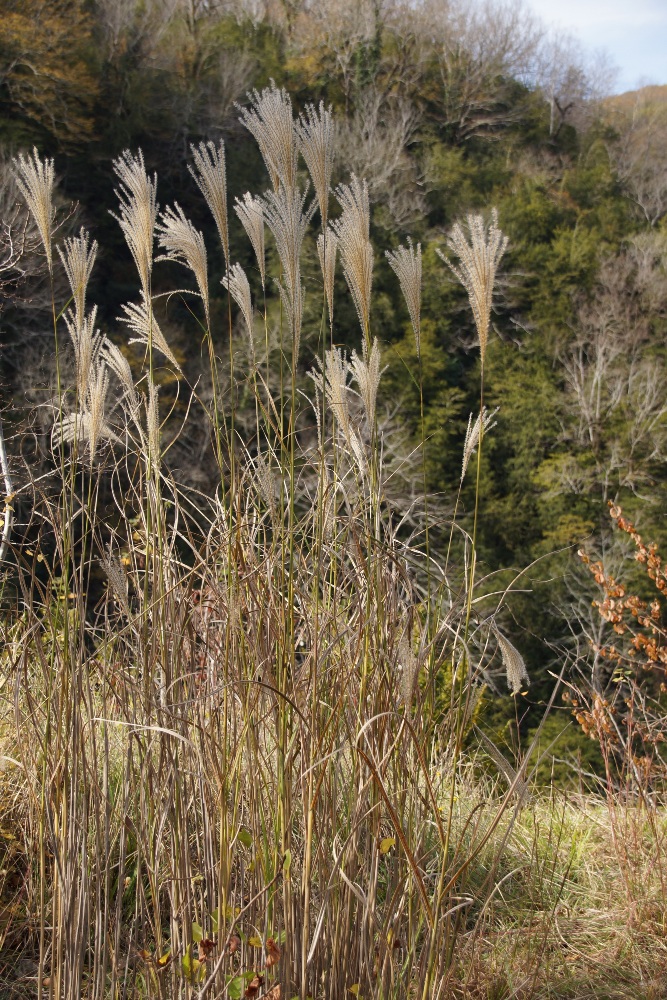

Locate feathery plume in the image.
[397,631,420,707]
[222,263,254,345]
[118,294,181,372]
[310,348,365,470]
[58,229,98,329]
[101,339,140,414]
[495,630,529,696]
[262,185,315,364]
[475,727,531,803]
[276,275,305,364]
[86,363,112,455]
[296,101,335,227]
[461,406,499,482]
[156,203,209,323]
[101,548,131,617]
[350,337,382,428]
[317,230,338,324]
[146,380,160,462]
[189,140,229,269]
[64,305,105,403]
[14,147,55,271]
[262,185,315,290]
[57,362,116,457]
[386,238,421,354]
[253,452,278,518]
[238,83,298,194]
[436,209,508,365]
[332,176,373,335]
[234,192,266,288]
[111,149,158,300]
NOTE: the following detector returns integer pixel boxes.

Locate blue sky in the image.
[526,0,667,93]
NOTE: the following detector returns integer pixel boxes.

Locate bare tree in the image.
[552,242,667,506]
[420,0,545,141]
[0,156,41,564]
[533,32,615,139]
[335,89,425,227]
[611,93,667,227]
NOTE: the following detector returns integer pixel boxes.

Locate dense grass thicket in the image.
[2,1,667,996]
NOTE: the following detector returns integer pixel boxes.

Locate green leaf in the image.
[248,935,263,948]
[283,848,292,875]
[238,827,253,848]
[226,975,244,999]
[210,907,219,933]
[192,921,203,943]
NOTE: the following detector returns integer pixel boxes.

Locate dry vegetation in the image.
[0,83,667,1000]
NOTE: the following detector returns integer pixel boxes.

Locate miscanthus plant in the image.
[0,88,536,1000]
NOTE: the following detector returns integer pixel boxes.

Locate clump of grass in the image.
[0,89,607,1000]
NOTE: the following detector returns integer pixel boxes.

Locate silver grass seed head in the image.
[262,185,315,365]
[14,147,55,272]
[63,305,104,403]
[238,83,298,194]
[111,149,158,300]
[234,192,266,288]
[276,274,304,366]
[118,293,181,372]
[397,632,419,707]
[222,263,254,347]
[156,202,209,324]
[58,228,98,330]
[57,355,117,459]
[189,140,229,270]
[309,348,365,471]
[317,230,338,324]
[101,338,139,412]
[146,380,160,462]
[296,101,335,227]
[495,630,529,696]
[261,184,315,292]
[350,337,382,429]
[101,548,131,617]
[332,175,373,335]
[437,209,508,366]
[461,406,499,483]
[386,238,421,355]
[86,363,112,456]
